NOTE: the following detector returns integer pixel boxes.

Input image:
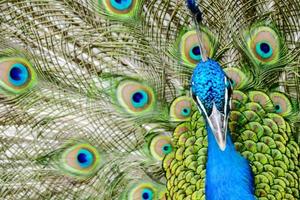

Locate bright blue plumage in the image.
[191,59,226,114]
[191,59,255,199]
[206,127,255,200]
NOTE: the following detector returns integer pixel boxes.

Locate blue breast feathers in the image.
[205,127,255,200]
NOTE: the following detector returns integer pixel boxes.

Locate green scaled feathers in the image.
[163,112,207,200]
[164,68,299,199]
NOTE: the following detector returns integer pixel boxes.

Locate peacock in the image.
[0,0,299,199]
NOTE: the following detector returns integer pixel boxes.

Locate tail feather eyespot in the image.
[116,80,156,115]
[149,135,173,161]
[100,0,141,19]
[269,92,293,117]
[59,143,101,178]
[224,68,248,90]
[170,96,193,121]
[179,29,217,68]
[243,25,282,66]
[0,57,37,94]
[127,182,157,200]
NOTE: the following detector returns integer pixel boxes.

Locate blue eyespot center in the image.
[181,107,191,117]
[275,104,282,113]
[162,144,172,154]
[77,153,87,163]
[189,45,201,61]
[110,0,132,11]
[133,92,143,102]
[131,90,149,108]
[77,149,94,168]
[10,67,22,81]
[142,188,153,200]
[192,46,200,55]
[8,63,29,87]
[255,41,273,59]
[143,193,149,199]
[260,42,270,53]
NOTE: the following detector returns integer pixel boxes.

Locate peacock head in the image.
[191,59,233,151]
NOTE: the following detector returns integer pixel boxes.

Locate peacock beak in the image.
[194,96,227,151]
[206,103,227,151]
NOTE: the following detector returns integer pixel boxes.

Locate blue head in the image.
[191,59,232,151]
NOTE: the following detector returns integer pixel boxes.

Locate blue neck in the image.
[205,125,255,200]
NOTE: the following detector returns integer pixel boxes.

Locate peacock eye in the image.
[0,57,37,94]
[245,26,281,65]
[60,143,101,177]
[141,188,154,200]
[179,29,216,68]
[117,80,155,114]
[102,0,140,18]
[76,149,94,168]
[9,63,29,86]
[131,90,149,108]
[170,96,193,121]
[269,92,292,117]
[256,41,273,59]
[224,68,248,90]
[190,45,201,61]
[110,0,132,10]
[149,135,173,160]
[128,183,156,200]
